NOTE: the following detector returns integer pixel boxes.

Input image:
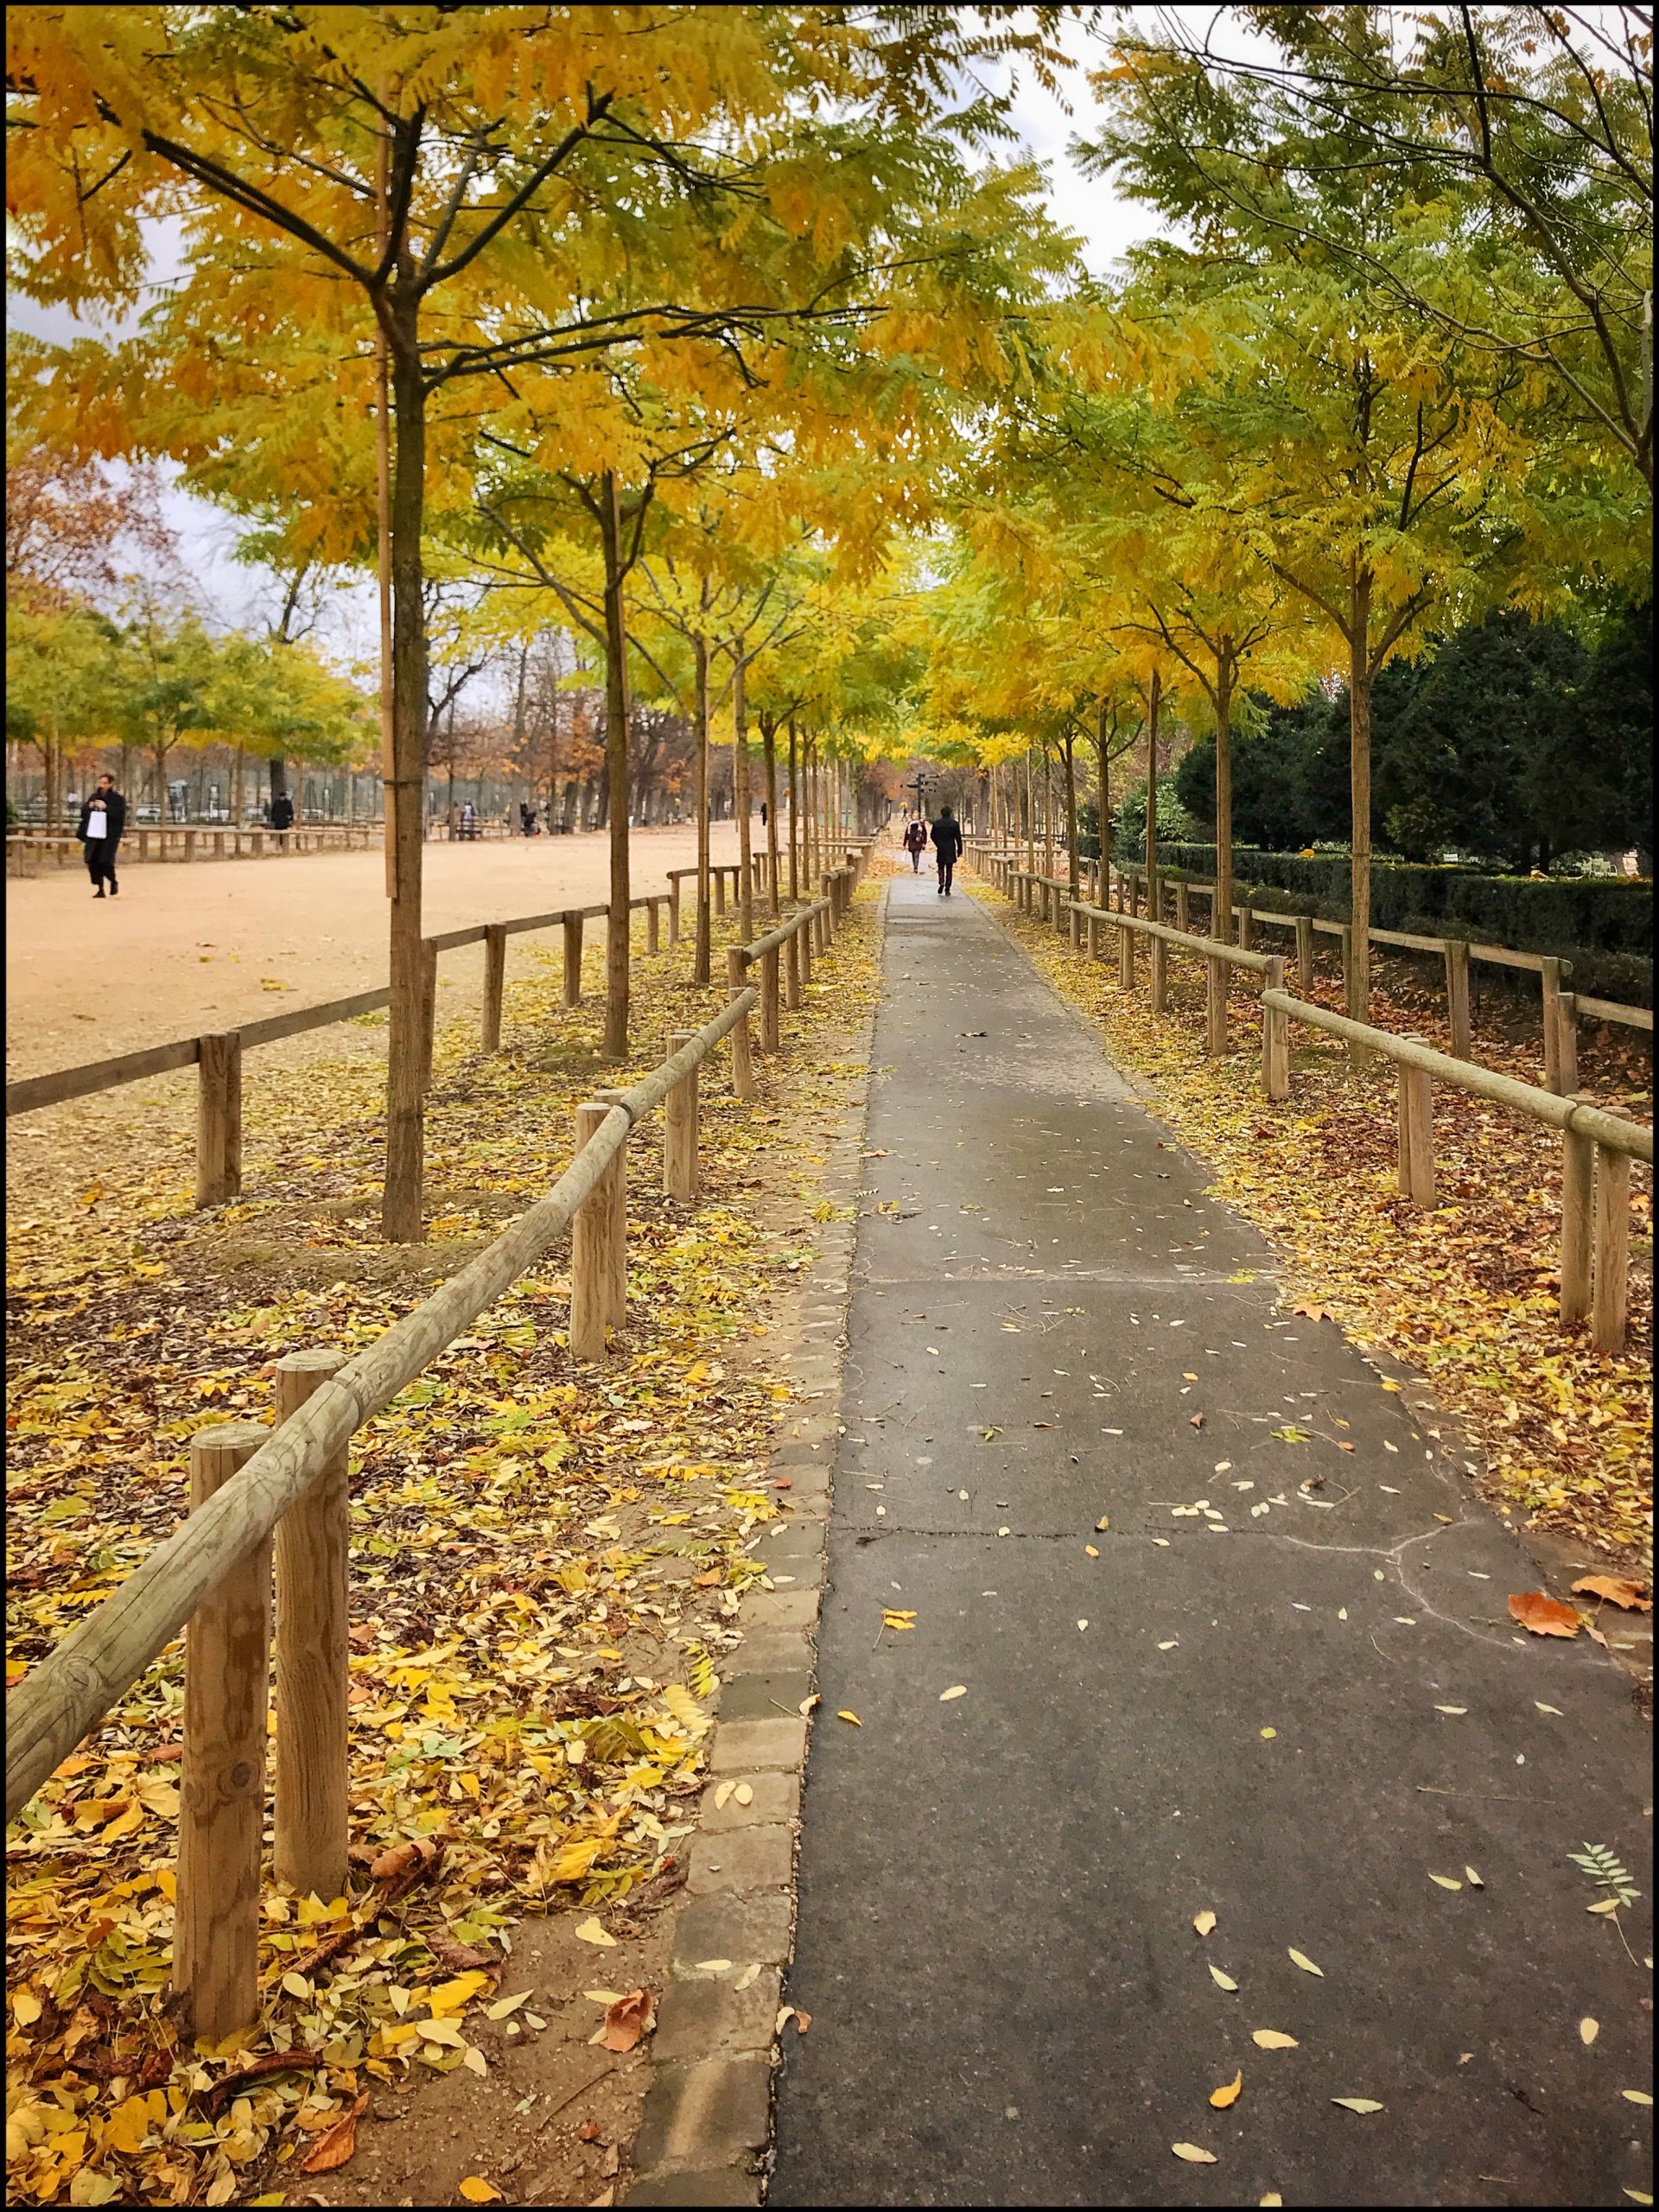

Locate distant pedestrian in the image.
[77,773,125,899]
[460,801,478,840]
[902,817,928,872]
[930,804,963,896]
[270,790,295,836]
[520,801,535,836]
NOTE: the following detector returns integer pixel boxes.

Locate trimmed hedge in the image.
[1148,843,1653,1005]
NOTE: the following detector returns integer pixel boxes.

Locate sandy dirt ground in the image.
[5,823,748,1077]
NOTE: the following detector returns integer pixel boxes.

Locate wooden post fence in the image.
[195,1032,242,1209]
[481,923,507,1054]
[175,1420,270,2042]
[1396,1038,1436,1208]
[1560,1103,1595,1329]
[570,1100,628,1358]
[563,912,584,1007]
[1205,955,1227,1056]
[664,1029,699,1201]
[728,948,757,1102]
[272,1350,350,1903]
[1592,1116,1632,1353]
[1261,956,1289,1100]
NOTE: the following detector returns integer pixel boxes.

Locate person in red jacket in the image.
[902,817,928,872]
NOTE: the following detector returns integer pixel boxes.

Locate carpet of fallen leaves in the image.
[5,890,881,2209]
[981,886,1652,1569]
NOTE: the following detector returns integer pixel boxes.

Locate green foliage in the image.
[1078,774,1199,861]
[1568,1844,1641,1909]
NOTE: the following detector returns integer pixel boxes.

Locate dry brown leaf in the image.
[299,2093,367,2174]
[601,1988,656,2054]
[1571,1575,1651,1613]
[1210,2070,1243,2109]
[1508,1590,1580,1637]
[368,1835,438,1881]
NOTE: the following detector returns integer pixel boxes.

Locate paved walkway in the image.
[769,873,1652,2208]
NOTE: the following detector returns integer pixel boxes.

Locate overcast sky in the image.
[7,12,1169,660]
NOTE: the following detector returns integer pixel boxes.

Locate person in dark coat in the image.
[930,804,964,895]
[270,790,295,834]
[76,774,126,898]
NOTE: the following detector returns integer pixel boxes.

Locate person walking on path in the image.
[902,817,929,873]
[76,773,125,899]
[930,804,963,895]
[270,790,295,838]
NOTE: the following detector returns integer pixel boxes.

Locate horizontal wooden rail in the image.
[1262,990,1653,1159]
[3,987,760,1829]
[1067,897,1278,976]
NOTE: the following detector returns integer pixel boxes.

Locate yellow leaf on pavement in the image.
[1252,2031,1298,2050]
[460,2181,504,2203]
[1192,1910,1217,1938]
[1172,2144,1217,2164]
[575,1919,616,1948]
[1332,2097,1383,2113]
[1209,1965,1238,1992]
[1210,2070,1243,2109]
[1288,1948,1324,1976]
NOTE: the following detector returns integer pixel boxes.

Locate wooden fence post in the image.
[1443,938,1471,1061]
[570,1100,626,1357]
[1086,912,1100,958]
[664,1030,699,1201]
[1261,958,1290,1100]
[175,1420,271,2043]
[760,946,782,1051]
[1150,933,1168,1014]
[1173,882,1189,934]
[563,912,584,1007]
[785,924,803,1010]
[728,948,757,1101]
[1205,955,1228,1056]
[1396,1042,1436,1207]
[668,875,682,946]
[1294,915,1314,996]
[1116,919,1136,990]
[273,1351,350,1903]
[195,1032,243,1209]
[417,937,438,1093]
[1067,903,1081,949]
[1560,1106,1594,1328]
[481,924,507,1055]
[1552,988,1580,1098]
[1540,957,1570,1092]
[1591,1129,1631,1353]
[646,899,661,955]
[714,868,728,918]
[799,909,814,986]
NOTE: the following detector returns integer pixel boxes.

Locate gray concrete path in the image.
[769,873,1652,2208]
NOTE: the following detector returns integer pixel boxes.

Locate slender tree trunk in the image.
[693,620,713,987]
[1144,667,1161,922]
[761,715,780,916]
[381,308,429,1243]
[1213,655,1235,947]
[599,470,632,1059]
[787,717,800,901]
[1023,750,1034,873]
[1348,564,1373,1030]
[1096,699,1113,892]
[1063,728,1079,898]
[734,655,753,940]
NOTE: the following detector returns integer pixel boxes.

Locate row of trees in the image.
[9,6,1649,1235]
[903,5,1650,1015]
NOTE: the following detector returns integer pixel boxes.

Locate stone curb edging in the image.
[624,882,887,2206]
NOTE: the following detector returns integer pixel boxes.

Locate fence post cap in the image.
[275,1348,346,1377]
[189,1420,270,1451]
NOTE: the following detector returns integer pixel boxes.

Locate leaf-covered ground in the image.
[981,885,1652,1570]
[5,892,881,2209]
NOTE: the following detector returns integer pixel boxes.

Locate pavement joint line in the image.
[624,877,887,2208]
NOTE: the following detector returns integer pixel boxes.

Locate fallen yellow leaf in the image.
[1192,1910,1217,1938]
[1428,1874,1463,1891]
[1331,2097,1383,2114]
[1209,1965,1238,1992]
[575,1918,616,1947]
[1580,2017,1599,2044]
[1288,1948,1324,1976]
[836,1710,862,1726]
[939,1685,967,1701]
[1172,2144,1218,2164]
[1210,2070,1243,2109]
[1252,2031,1298,2050]
[459,2181,504,2204]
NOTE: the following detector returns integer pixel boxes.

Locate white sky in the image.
[7,13,1168,657]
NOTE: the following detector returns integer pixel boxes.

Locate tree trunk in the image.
[1063,728,1079,898]
[1213,655,1234,947]
[1096,697,1112,890]
[734,655,753,940]
[1348,564,1373,1029]
[787,717,800,901]
[1023,750,1035,873]
[380,308,430,1243]
[762,714,780,917]
[1144,668,1161,922]
[598,469,632,1060]
[693,617,712,986]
